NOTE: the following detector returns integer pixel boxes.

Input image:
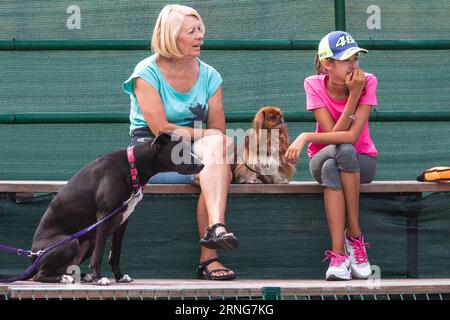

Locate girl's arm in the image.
[315,68,366,132]
[285,104,372,163]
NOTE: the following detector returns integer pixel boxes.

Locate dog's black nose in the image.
[191,163,204,174]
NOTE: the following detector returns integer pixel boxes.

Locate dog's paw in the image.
[116,274,133,283]
[60,274,75,284]
[236,176,263,184]
[246,179,263,184]
[82,273,94,283]
[272,178,291,184]
[93,277,110,286]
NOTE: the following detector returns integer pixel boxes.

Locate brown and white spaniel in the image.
[233,106,296,184]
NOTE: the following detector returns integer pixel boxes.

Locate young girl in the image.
[285,31,378,281]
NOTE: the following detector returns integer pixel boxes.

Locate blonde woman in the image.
[123,4,237,280]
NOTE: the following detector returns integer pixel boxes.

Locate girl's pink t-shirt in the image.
[304,73,378,158]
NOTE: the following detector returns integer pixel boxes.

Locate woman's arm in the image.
[285,104,372,163]
[205,86,226,134]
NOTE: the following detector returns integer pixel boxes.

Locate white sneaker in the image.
[345,232,372,279]
[323,250,351,281]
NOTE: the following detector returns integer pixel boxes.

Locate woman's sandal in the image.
[199,223,239,250]
[196,258,236,281]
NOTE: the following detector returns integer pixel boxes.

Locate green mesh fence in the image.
[2,1,449,40]
[1,121,450,181]
[1,50,449,116]
[0,0,333,40]
[1,192,450,279]
[1,192,450,300]
[346,0,450,40]
[1,0,450,302]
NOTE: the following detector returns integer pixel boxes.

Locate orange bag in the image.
[417,167,450,183]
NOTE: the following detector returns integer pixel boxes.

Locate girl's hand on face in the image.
[345,67,366,96]
[284,133,307,164]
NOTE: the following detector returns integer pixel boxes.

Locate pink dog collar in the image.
[127,146,140,192]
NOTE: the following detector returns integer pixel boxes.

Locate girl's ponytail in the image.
[315,54,325,75]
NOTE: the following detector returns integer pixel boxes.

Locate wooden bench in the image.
[1,180,450,194]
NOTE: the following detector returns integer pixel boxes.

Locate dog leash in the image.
[0,146,142,283]
[243,163,272,184]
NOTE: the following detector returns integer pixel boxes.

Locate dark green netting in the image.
[0,0,333,40]
[2,1,448,41]
[3,1,449,41]
[0,124,131,180]
[1,121,450,181]
[346,0,450,40]
[1,50,449,114]
[1,192,449,279]
[0,0,449,284]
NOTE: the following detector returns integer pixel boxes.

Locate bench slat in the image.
[1,180,449,194]
[4,278,450,298]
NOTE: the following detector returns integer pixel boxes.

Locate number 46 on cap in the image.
[336,35,355,47]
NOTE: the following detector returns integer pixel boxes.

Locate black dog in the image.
[28,132,203,285]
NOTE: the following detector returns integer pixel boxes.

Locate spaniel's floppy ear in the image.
[279,122,289,139]
[252,109,265,132]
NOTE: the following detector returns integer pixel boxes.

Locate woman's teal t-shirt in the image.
[122,54,223,134]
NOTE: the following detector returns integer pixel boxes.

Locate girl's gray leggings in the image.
[309,144,377,190]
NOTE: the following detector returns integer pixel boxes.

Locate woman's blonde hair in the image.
[151,4,205,58]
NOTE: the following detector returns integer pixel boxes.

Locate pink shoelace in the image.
[323,250,348,267]
[348,236,371,264]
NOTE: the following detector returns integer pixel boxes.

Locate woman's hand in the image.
[284,133,308,164]
[346,68,366,96]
